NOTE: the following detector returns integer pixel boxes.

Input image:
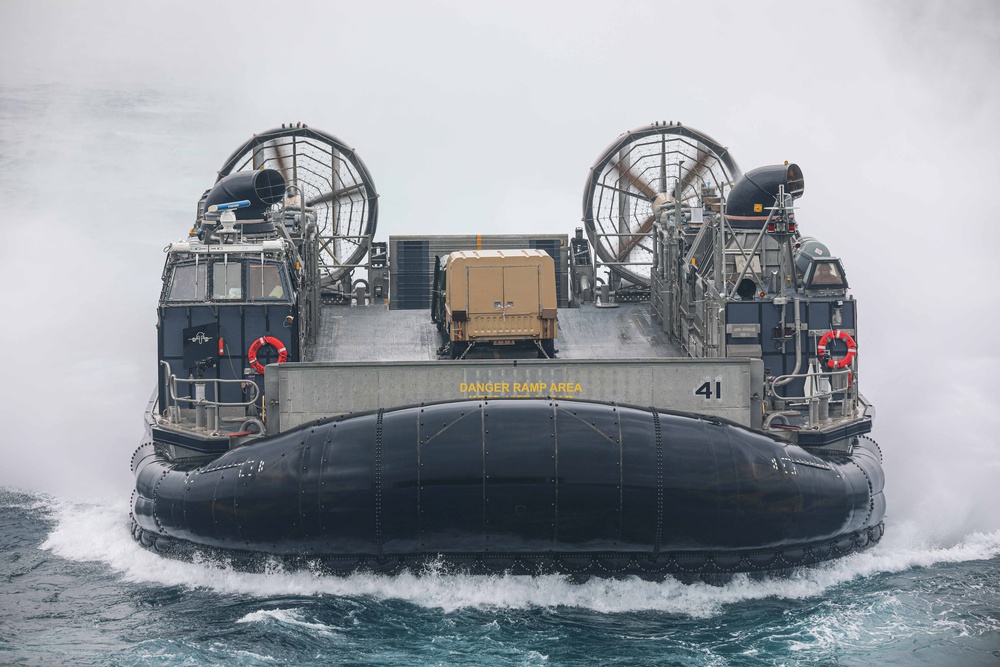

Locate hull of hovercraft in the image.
[132,399,885,577]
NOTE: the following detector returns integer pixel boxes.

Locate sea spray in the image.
[40,498,1000,618]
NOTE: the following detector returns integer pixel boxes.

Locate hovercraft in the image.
[131,122,885,581]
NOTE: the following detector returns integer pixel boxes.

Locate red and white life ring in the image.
[247,336,288,374]
[817,330,857,370]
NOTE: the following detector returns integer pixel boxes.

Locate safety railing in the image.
[765,367,857,430]
[159,361,261,433]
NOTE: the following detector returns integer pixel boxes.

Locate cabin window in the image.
[212,262,242,300]
[249,264,286,300]
[167,263,207,301]
[807,260,847,289]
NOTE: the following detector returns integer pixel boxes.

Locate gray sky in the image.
[1,0,998,537]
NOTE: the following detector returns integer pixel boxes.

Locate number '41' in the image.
[695,381,722,400]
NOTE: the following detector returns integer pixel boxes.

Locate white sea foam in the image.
[0,488,51,513]
[37,498,1000,618]
[236,608,339,635]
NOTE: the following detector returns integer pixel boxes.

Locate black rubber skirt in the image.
[132,399,885,578]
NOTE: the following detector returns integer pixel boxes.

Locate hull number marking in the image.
[695,379,723,400]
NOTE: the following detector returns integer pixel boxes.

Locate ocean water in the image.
[2,489,999,666]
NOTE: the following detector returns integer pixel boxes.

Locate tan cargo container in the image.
[443,249,557,356]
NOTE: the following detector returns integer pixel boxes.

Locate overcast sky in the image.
[3,1,997,244]
[1,0,998,537]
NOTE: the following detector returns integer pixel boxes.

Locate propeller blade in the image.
[617,213,656,261]
[307,182,366,207]
[609,160,658,201]
[253,138,292,184]
[677,148,711,200]
[273,144,289,183]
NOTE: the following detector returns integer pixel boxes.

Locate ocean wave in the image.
[37,497,1000,617]
[236,608,341,635]
[0,487,55,514]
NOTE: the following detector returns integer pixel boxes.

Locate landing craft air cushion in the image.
[131,122,884,580]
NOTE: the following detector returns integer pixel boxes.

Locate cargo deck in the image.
[269,301,762,433]
[308,301,684,362]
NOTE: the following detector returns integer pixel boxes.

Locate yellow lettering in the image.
[459,381,562,395]
[574,382,582,393]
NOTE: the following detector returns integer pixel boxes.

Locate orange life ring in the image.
[817,330,857,370]
[247,336,288,374]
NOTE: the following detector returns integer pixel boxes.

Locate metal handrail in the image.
[159,360,260,408]
[768,367,853,402]
[765,367,857,430]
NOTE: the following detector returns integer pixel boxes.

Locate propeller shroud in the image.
[583,122,741,287]
[216,125,378,287]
